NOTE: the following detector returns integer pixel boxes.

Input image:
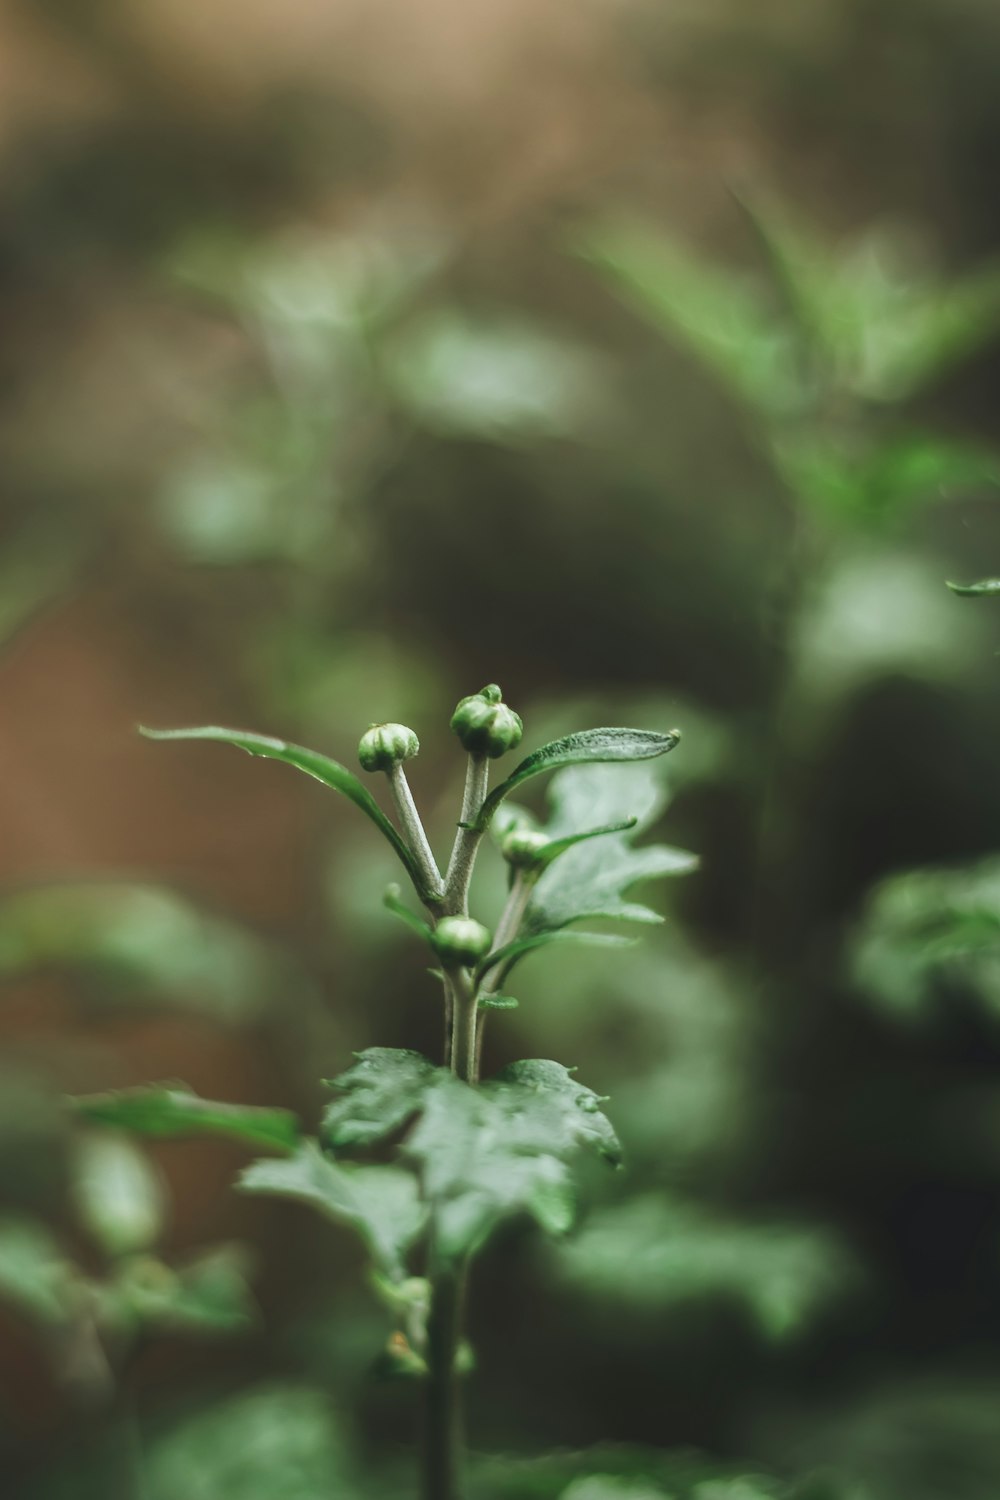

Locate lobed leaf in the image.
[405,1062,620,1262]
[524,763,697,937]
[139,725,426,895]
[322,1048,436,1151]
[71,1084,300,1154]
[475,728,680,831]
[238,1140,425,1279]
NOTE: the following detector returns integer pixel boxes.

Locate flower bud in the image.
[450,684,523,759]
[500,828,550,869]
[433,916,493,968]
[358,723,419,773]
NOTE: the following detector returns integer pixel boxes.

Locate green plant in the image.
[71,686,692,1499]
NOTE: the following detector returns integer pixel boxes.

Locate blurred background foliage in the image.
[2,0,1000,1495]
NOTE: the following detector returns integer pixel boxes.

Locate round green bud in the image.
[433,916,493,968]
[450,685,523,759]
[358,722,419,773]
[500,828,551,869]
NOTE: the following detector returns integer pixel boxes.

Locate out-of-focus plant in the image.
[72,686,699,1498]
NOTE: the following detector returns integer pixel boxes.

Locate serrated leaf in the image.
[525,763,697,937]
[139,725,426,895]
[947,578,1000,596]
[491,1060,622,1167]
[321,1048,436,1151]
[238,1140,425,1278]
[71,1084,300,1154]
[405,1077,574,1261]
[476,727,680,831]
[405,1063,618,1262]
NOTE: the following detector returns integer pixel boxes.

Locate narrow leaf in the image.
[477,928,633,984]
[71,1083,300,1154]
[139,726,425,894]
[383,885,435,945]
[532,818,637,870]
[321,1048,437,1151]
[947,578,1000,596]
[238,1141,425,1279]
[475,728,680,831]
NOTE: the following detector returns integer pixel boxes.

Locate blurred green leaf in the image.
[72,1085,300,1153]
[947,578,1000,596]
[577,219,802,415]
[0,1217,81,1327]
[139,725,427,896]
[525,763,697,936]
[384,311,603,442]
[476,728,681,832]
[555,1193,858,1340]
[146,1384,357,1500]
[112,1246,254,1334]
[472,1446,806,1500]
[321,1048,436,1152]
[851,858,1000,1023]
[238,1141,425,1279]
[72,1134,166,1257]
[0,883,289,1023]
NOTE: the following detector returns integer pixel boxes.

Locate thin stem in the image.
[478,871,532,994]
[444,755,489,916]
[422,1262,467,1500]
[387,763,445,910]
[449,967,479,1084]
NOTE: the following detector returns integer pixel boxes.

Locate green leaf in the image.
[139,725,426,895]
[321,1048,436,1151]
[111,1245,255,1334]
[72,1134,166,1257]
[850,857,1000,1024]
[576,217,802,415]
[238,1140,425,1279]
[382,884,435,944]
[476,728,680,831]
[947,578,1000,596]
[71,1084,300,1154]
[491,1060,622,1167]
[478,928,633,986]
[405,1063,619,1262]
[532,818,638,869]
[405,1077,574,1259]
[525,763,697,937]
[0,1217,81,1326]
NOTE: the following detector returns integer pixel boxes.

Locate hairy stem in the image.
[387,763,445,910]
[449,967,479,1084]
[444,755,489,915]
[478,871,532,994]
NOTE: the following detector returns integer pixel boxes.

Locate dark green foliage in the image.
[322,1047,437,1151]
[72,1083,301,1153]
[238,1141,425,1280]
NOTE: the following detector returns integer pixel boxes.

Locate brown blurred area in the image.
[2,0,1000,1490]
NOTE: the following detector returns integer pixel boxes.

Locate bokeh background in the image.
[3,0,1000,1496]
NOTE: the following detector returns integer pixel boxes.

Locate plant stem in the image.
[449,967,479,1084]
[422,1262,467,1500]
[478,871,532,993]
[387,763,445,910]
[444,755,489,915]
